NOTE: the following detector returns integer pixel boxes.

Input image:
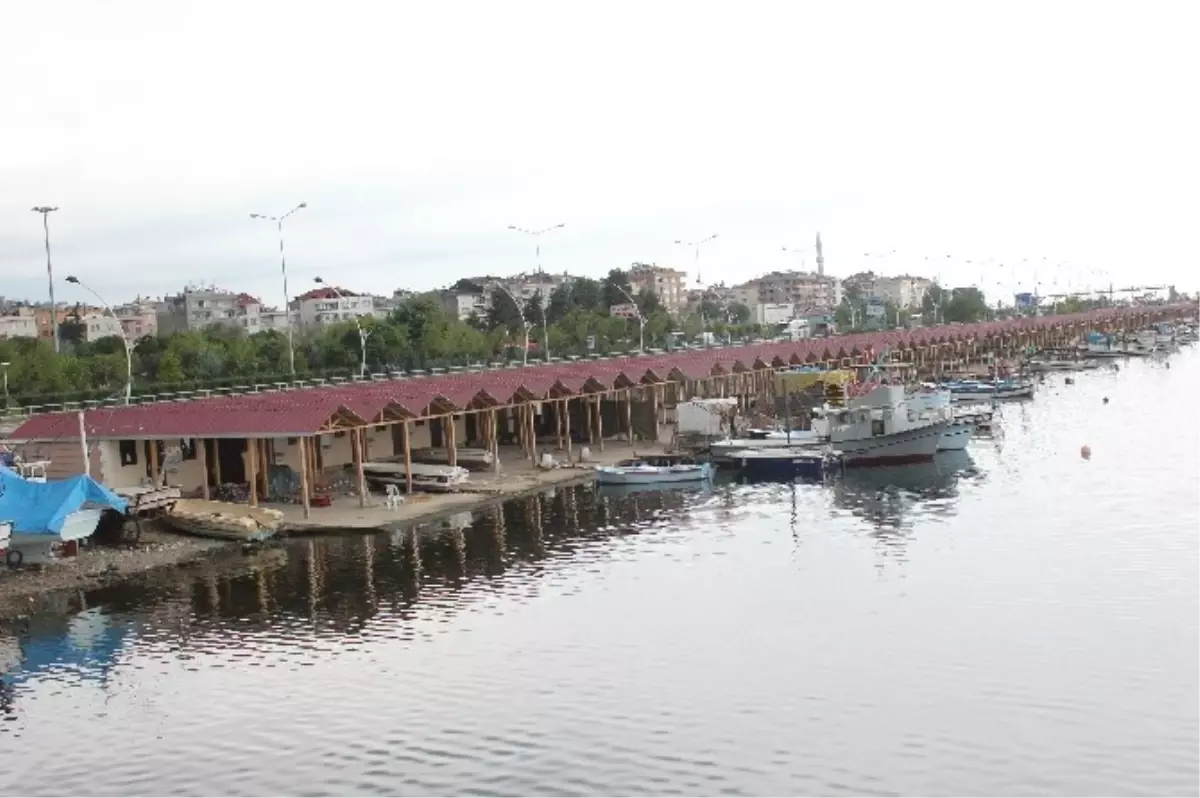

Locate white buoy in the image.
[1081,445,1092,460]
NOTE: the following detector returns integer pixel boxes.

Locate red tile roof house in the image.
[6,305,1186,517]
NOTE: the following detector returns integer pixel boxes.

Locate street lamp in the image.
[615,284,645,353]
[250,202,306,377]
[0,361,9,408]
[674,234,719,285]
[490,281,533,366]
[65,276,133,404]
[314,277,371,378]
[508,223,565,359]
[31,206,60,353]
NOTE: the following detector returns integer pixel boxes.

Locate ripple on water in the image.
[1,351,1198,796]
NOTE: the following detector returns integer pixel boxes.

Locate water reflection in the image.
[830,450,981,555]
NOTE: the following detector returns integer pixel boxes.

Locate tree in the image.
[729,302,752,324]
[942,287,989,324]
[546,284,573,324]
[602,269,632,309]
[635,288,661,316]
[570,277,603,311]
[156,350,185,383]
[486,290,524,331]
[523,290,545,327]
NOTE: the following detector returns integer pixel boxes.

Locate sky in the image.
[1,1,1197,311]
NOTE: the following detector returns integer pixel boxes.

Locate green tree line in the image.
[1,268,763,410]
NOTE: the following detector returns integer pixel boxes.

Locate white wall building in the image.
[293,288,374,326]
[628,263,687,315]
[754,302,795,326]
[0,310,38,339]
[81,312,125,342]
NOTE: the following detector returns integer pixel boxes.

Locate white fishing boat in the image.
[163,499,283,542]
[709,429,821,463]
[362,458,470,492]
[811,384,951,466]
[906,386,972,451]
[595,453,714,485]
[942,379,1034,402]
[410,446,495,471]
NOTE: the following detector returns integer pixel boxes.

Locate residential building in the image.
[743,271,843,310]
[0,309,39,339]
[753,302,795,326]
[293,287,374,326]
[851,274,934,310]
[157,287,244,333]
[628,262,687,315]
[439,281,490,322]
[81,312,125,342]
[33,307,77,344]
[113,299,160,342]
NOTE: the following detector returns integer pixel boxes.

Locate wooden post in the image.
[259,439,270,497]
[212,440,222,485]
[360,429,370,463]
[148,439,160,488]
[651,385,661,444]
[596,394,604,451]
[528,402,538,465]
[198,438,210,500]
[247,437,259,507]
[625,388,634,443]
[585,396,594,444]
[401,420,413,494]
[447,414,458,467]
[490,408,500,474]
[307,437,318,496]
[354,429,367,508]
[298,436,311,519]
[563,398,572,459]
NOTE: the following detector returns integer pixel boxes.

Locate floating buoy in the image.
[1065,377,1074,385]
[1102,397,1109,404]
[1081,445,1092,460]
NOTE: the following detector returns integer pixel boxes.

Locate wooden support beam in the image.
[447,414,458,468]
[247,437,259,507]
[625,387,634,443]
[198,438,210,500]
[585,395,594,445]
[596,394,604,451]
[148,439,160,488]
[652,385,661,445]
[259,439,270,497]
[212,440,222,485]
[563,397,572,459]
[355,429,367,508]
[403,420,414,494]
[528,402,538,465]
[298,436,311,519]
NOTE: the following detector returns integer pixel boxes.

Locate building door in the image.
[215,439,247,485]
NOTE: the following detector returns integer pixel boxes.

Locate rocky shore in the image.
[0,524,232,621]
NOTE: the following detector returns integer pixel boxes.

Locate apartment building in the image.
[741,271,843,310]
[293,287,374,326]
[81,312,125,342]
[628,262,687,315]
[0,309,39,339]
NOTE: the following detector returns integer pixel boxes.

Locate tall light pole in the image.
[314,277,371,378]
[674,234,719,285]
[31,206,60,353]
[65,276,133,404]
[615,284,645,353]
[490,281,533,366]
[250,203,306,377]
[1,361,9,408]
[508,223,564,359]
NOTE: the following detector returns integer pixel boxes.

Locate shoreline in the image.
[0,463,605,622]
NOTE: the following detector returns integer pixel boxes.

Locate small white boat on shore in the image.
[362,458,470,492]
[410,447,495,471]
[595,453,713,486]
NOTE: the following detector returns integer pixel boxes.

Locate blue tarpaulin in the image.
[0,466,127,535]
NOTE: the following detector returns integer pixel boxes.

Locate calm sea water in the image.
[2,350,1198,797]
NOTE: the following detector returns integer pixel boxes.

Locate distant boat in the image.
[595,453,713,485]
[941,379,1034,402]
[410,447,494,471]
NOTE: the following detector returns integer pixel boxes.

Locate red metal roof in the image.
[10,304,1191,441]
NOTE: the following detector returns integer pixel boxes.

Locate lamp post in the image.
[250,203,306,377]
[1,361,9,408]
[65,276,133,404]
[314,277,371,378]
[615,284,645,353]
[674,233,718,285]
[31,206,60,353]
[508,223,564,359]
[490,281,533,366]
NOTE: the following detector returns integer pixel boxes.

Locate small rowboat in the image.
[594,453,714,486]
[163,499,283,542]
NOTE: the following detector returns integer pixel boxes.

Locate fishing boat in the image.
[709,429,821,463]
[942,378,1034,402]
[906,385,972,451]
[730,447,843,480]
[362,458,470,492]
[594,453,713,485]
[0,466,127,565]
[410,446,495,471]
[163,499,283,542]
[811,384,951,466]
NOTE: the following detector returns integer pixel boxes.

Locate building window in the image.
[119,440,138,466]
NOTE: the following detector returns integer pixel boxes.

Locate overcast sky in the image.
[2,1,1196,310]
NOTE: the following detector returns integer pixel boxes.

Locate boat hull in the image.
[594,463,714,485]
[950,386,1033,402]
[937,421,973,451]
[835,421,948,466]
[710,434,820,464]
[734,451,833,480]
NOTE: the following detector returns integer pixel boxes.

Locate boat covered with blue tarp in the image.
[0,466,127,536]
